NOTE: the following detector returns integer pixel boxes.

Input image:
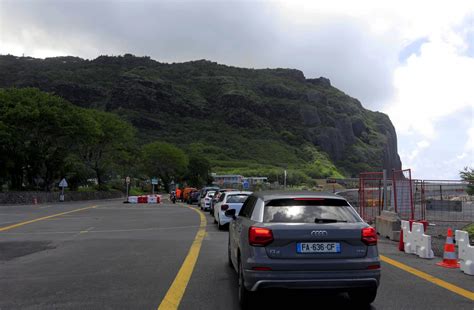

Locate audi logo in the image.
[311,230,328,237]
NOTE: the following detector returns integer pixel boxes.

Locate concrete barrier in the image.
[375,211,401,241]
[455,230,474,276]
[0,190,123,204]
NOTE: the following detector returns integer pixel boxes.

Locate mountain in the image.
[0,54,401,179]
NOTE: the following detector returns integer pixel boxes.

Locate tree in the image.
[186,154,212,187]
[0,88,90,190]
[74,110,136,189]
[141,142,188,191]
[460,167,474,196]
[0,88,136,191]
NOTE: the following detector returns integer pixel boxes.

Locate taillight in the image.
[249,227,273,246]
[362,227,377,245]
[221,204,229,211]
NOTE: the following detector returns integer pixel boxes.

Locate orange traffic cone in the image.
[436,228,460,268]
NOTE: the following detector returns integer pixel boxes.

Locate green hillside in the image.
[0,54,401,180]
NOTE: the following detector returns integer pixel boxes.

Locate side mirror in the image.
[225,209,237,219]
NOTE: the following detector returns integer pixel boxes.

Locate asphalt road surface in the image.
[1,199,473,309]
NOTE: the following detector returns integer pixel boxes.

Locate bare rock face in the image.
[307,77,331,87]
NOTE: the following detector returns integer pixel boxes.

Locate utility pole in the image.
[284,170,287,189]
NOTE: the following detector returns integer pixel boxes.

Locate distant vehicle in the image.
[175,188,183,201]
[213,191,251,230]
[209,188,235,215]
[188,190,200,204]
[169,191,176,204]
[200,190,216,211]
[183,187,198,203]
[198,186,220,207]
[226,191,380,308]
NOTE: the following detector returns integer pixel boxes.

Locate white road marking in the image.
[79,226,95,234]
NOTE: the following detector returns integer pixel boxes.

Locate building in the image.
[211,174,244,187]
[243,177,268,185]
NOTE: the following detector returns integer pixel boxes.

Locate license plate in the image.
[297,242,341,253]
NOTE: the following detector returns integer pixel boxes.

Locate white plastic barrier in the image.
[412,222,434,259]
[401,220,416,254]
[455,230,474,276]
[148,195,158,204]
[128,196,138,204]
[401,220,434,259]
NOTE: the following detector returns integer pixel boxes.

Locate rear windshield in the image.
[263,198,361,223]
[226,194,249,203]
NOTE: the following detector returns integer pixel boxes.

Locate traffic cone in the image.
[436,228,460,268]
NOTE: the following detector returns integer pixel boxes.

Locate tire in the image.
[238,259,254,308]
[349,288,377,305]
[218,218,224,230]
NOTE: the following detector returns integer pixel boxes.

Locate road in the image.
[0,199,473,309]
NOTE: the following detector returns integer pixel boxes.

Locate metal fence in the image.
[357,169,473,225]
[415,180,473,224]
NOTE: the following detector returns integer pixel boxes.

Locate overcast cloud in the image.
[1,0,473,179]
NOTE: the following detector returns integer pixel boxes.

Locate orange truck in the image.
[182,187,198,203]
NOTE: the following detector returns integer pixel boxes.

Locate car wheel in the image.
[218,218,224,230]
[238,259,254,308]
[349,288,377,305]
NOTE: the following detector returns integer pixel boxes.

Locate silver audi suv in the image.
[226,191,380,308]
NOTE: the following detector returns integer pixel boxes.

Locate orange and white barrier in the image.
[400,220,434,259]
[455,230,474,275]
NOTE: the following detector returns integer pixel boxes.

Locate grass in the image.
[129,187,145,196]
[462,223,474,241]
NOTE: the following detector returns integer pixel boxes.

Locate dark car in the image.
[188,190,200,204]
[226,191,380,308]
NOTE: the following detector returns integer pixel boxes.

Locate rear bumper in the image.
[244,269,380,292]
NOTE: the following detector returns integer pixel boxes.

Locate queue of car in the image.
[175,187,379,309]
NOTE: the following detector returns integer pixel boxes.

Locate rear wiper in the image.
[314,218,347,223]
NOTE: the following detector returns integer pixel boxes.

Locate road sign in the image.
[126,176,131,184]
[242,181,249,190]
[59,178,68,188]
[151,178,158,185]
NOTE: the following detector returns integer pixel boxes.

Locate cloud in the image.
[0,0,401,108]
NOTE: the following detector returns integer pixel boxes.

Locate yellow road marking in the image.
[380,255,474,301]
[158,207,207,310]
[0,206,97,232]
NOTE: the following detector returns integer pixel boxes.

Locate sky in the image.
[0,0,473,179]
